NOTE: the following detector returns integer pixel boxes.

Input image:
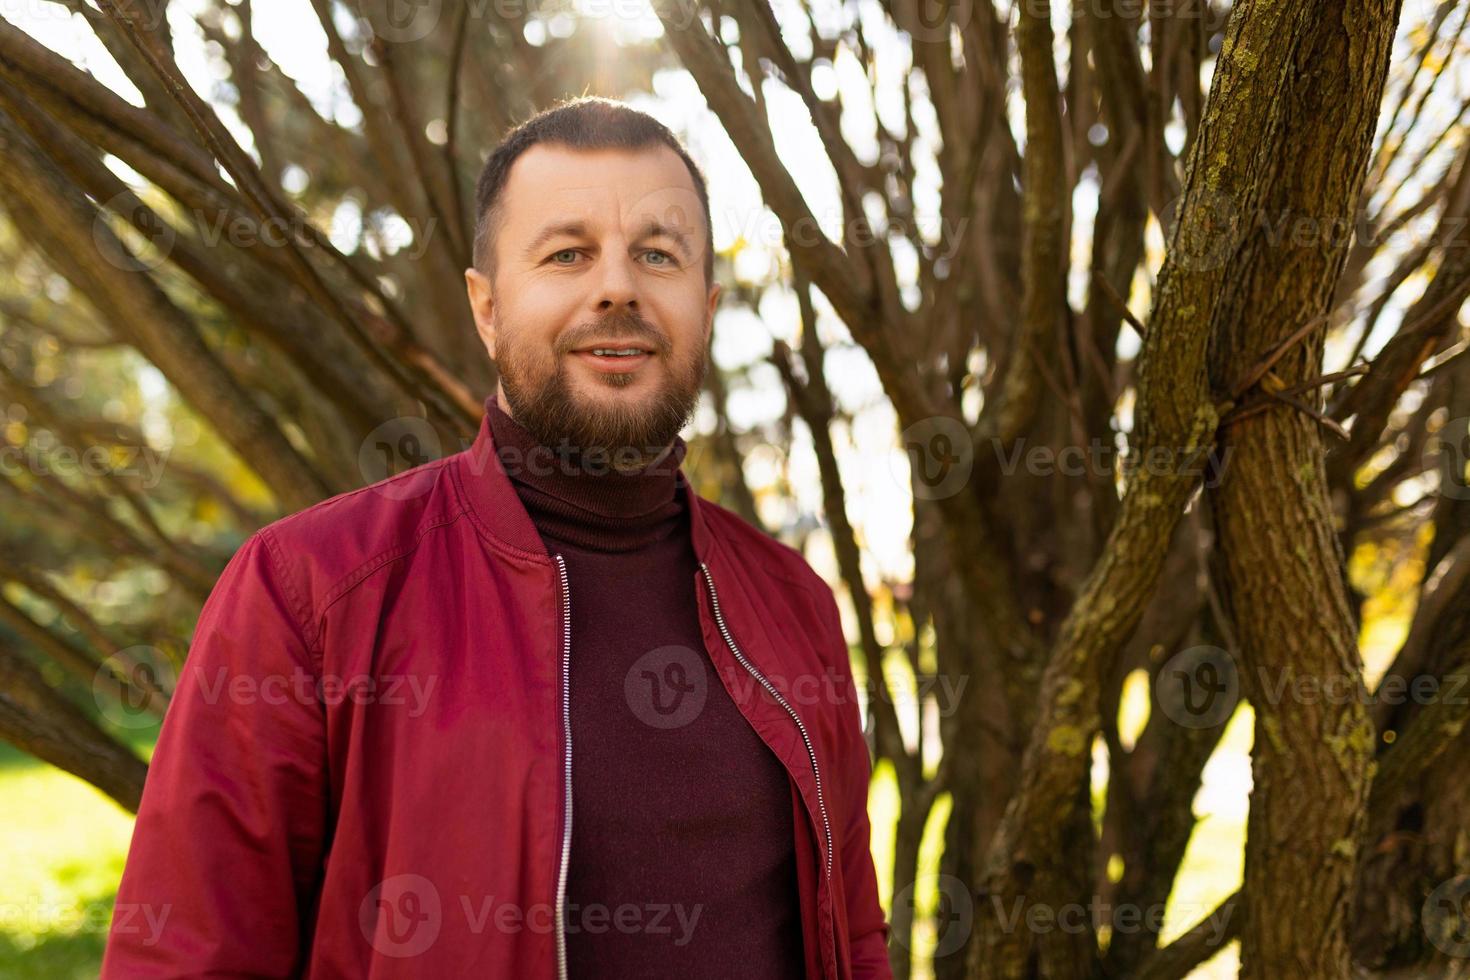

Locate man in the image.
[102,97,892,979]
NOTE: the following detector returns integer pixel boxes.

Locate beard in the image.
[494,306,707,471]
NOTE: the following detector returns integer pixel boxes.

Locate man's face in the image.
[464,144,720,464]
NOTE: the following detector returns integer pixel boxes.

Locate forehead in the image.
[498,143,704,241]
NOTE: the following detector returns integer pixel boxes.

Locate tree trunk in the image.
[1202,0,1398,972]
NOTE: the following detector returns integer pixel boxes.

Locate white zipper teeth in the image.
[554,554,572,980]
[699,562,833,881]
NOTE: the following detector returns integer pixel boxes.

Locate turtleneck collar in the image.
[485,395,689,554]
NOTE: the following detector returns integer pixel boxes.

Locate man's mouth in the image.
[571,343,655,374]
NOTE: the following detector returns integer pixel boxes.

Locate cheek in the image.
[500,292,577,348]
[655,292,712,344]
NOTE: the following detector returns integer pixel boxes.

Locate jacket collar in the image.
[453,396,717,564]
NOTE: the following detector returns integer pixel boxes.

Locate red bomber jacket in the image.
[100,401,894,979]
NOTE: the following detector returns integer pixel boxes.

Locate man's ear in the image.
[704,281,721,348]
[464,266,496,357]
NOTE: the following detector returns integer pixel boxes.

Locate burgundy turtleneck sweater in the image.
[487,399,805,978]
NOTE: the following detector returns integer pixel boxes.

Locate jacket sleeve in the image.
[101,529,330,978]
[815,578,895,979]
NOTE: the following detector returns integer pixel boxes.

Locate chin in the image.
[573,372,655,396]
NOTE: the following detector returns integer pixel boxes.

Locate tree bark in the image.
[1202,0,1398,973]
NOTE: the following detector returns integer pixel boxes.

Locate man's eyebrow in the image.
[632,218,694,260]
[522,220,589,258]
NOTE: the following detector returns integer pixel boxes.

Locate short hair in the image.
[471,97,715,287]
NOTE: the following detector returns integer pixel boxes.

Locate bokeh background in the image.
[1,0,1468,977]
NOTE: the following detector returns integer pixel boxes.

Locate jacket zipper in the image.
[699,562,833,880]
[553,553,572,980]
[556,557,835,978]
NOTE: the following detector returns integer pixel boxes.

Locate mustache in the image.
[555,310,671,356]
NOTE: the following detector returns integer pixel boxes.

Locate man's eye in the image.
[644,250,675,266]
[551,249,580,264]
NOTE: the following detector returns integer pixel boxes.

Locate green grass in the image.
[0,729,155,980]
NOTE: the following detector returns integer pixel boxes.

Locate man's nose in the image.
[595,248,639,311]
